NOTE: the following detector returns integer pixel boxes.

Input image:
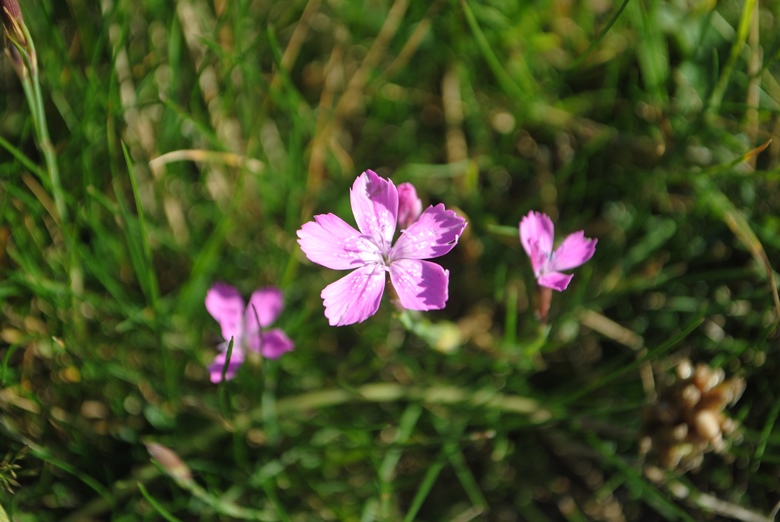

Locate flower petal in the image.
[205,282,245,342]
[259,329,294,359]
[389,204,467,261]
[298,213,383,270]
[245,287,284,330]
[350,170,398,252]
[208,348,245,383]
[321,264,386,326]
[388,259,449,310]
[550,231,597,272]
[397,182,423,229]
[538,272,573,292]
[519,211,554,273]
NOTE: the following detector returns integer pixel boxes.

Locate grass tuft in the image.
[1,0,780,519]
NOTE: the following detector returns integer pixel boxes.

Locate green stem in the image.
[12,20,85,337]
[708,0,757,114]
[17,22,67,223]
[137,483,182,522]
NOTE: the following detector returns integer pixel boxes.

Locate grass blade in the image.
[137,483,182,522]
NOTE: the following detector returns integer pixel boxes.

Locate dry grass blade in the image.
[272,0,322,88]
[304,25,346,210]
[334,0,410,119]
[579,309,655,400]
[177,0,242,148]
[645,467,776,522]
[149,150,264,174]
[721,206,780,322]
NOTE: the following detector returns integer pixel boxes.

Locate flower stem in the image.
[7,13,85,336]
[12,20,68,224]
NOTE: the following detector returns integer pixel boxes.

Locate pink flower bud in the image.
[397,182,423,230]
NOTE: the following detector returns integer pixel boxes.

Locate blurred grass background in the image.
[1,0,780,519]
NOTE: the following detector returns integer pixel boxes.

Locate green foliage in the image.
[1,0,779,519]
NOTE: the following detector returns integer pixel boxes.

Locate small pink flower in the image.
[519,211,597,291]
[205,283,294,382]
[297,170,467,326]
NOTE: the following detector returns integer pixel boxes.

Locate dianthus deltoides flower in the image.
[519,211,597,291]
[206,282,294,382]
[297,170,467,326]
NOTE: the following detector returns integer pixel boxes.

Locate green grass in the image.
[1,0,780,519]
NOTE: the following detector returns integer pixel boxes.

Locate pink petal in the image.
[245,287,284,330]
[388,259,449,310]
[321,264,387,326]
[297,213,383,270]
[205,282,245,342]
[397,182,423,229]
[550,232,597,272]
[538,272,574,292]
[519,211,554,273]
[389,204,467,261]
[208,348,245,383]
[350,170,398,253]
[528,243,550,277]
[260,329,294,359]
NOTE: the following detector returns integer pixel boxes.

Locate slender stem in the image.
[16,22,68,223]
[15,21,86,337]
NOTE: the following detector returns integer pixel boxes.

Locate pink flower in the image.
[297,170,467,326]
[205,282,294,382]
[519,211,597,292]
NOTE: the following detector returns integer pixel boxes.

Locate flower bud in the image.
[144,442,193,483]
[2,0,29,75]
[2,0,25,44]
[397,182,422,229]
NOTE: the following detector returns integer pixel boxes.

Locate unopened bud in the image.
[397,182,423,230]
[144,442,193,483]
[2,0,30,75]
[1,0,21,20]
[2,0,25,45]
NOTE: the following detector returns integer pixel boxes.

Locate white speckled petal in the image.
[388,259,449,311]
[389,204,467,261]
[350,170,398,252]
[205,282,245,342]
[297,213,383,270]
[321,264,386,326]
